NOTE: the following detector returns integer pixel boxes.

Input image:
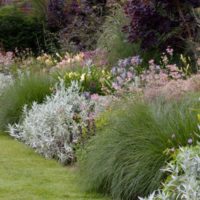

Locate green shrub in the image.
[79,94,200,199]
[0,74,53,130]
[97,5,139,66]
[0,5,45,53]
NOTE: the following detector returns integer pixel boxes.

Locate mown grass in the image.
[0,133,109,200]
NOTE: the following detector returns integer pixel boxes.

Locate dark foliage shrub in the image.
[0,5,46,53]
[0,74,53,130]
[124,0,200,52]
[46,0,108,52]
[79,94,200,199]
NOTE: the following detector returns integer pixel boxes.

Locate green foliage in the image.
[55,66,113,95]
[140,145,200,200]
[30,0,48,20]
[79,94,200,199]
[0,74,53,130]
[97,5,139,66]
[0,5,45,53]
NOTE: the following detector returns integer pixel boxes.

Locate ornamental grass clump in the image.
[9,81,95,164]
[97,4,139,65]
[79,93,200,199]
[0,74,53,130]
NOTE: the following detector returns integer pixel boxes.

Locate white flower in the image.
[80,73,86,82]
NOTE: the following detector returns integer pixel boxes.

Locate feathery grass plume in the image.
[30,0,48,20]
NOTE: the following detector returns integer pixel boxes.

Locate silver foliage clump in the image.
[139,145,200,200]
[0,73,13,96]
[8,81,94,164]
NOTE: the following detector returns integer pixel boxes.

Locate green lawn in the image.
[0,133,109,200]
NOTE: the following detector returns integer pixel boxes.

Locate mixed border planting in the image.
[0,0,200,200]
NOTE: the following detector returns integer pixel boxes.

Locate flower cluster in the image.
[55,52,84,69]
[141,60,185,88]
[55,49,108,70]
[141,47,185,88]
[82,49,108,68]
[0,51,14,72]
[36,53,57,67]
[111,56,142,90]
[62,67,112,95]
[8,81,95,164]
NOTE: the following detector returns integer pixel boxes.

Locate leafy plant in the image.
[0,73,53,130]
[140,145,200,200]
[79,93,200,199]
[0,5,46,53]
[124,0,200,52]
[30,0,48,20]
[55,66,113,95]
[47,0,107,52]
[9,81,94,164]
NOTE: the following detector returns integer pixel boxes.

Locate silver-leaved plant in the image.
[9,81,94,164]
[139,145,200,200]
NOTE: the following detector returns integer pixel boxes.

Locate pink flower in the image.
[127,71,133,79]
[131,56,142,65]
[166,64,178,72]
[112,83,121,90]
[91,94,99,101]
[166,47,174,56]
[148,59,155,65]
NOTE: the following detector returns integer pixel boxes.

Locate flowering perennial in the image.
[111,55,142,90]
[0,51,14,73]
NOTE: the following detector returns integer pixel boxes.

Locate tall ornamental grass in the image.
[97,5,139,66]
[79,93,200,199]
[0,74,53,130]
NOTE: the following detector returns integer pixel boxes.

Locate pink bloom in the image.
[112,83,121,90]
[148,59,155,65]
[127,71,133,79]
[166,47,174,56]
[166,64,178,72]
[91,94,99,101]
